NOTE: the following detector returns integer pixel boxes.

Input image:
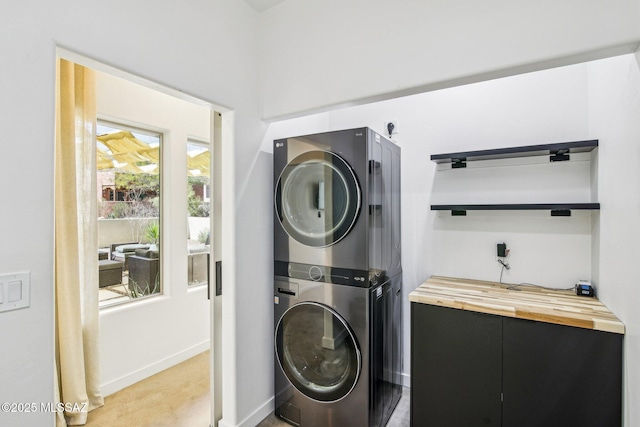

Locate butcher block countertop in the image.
[409,276,625,334]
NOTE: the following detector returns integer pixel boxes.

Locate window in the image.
[97,121,162,307]
[187,140,210,287]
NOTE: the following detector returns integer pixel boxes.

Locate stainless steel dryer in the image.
[274,274,402,427]
[273,128,401,286]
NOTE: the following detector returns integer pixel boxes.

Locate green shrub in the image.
[197,228,210,244]
[145,222,160,245]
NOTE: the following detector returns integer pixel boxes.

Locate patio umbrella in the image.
[98,130,206,176]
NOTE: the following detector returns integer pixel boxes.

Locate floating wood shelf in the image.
[431,203,600,216]
[431,140,598,167]
[430,140,600,216]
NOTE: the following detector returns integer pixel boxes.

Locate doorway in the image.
[55,49,223,427]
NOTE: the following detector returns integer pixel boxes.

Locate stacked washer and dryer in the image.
[273,127,402,427]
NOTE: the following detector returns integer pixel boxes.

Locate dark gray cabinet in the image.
[411,303,622,427]
[502,317,622,427]
[411,304,502,426]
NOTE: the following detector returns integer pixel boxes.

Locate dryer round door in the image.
[275,151,361,247]
[275,302,361,402]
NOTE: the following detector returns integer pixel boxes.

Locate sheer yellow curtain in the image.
[54,59,104,426]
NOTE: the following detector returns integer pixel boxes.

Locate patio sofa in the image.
[111,242,150,270]
[128,248,159,295]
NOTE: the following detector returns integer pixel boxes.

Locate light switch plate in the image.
[8,280,22,302]
[0,272,30,313]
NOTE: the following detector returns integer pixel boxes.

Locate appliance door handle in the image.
[278,288,296,296]
[317,180,325,210]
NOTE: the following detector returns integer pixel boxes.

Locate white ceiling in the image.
[244,0,288,12]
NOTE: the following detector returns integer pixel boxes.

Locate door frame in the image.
[56,46,227,427]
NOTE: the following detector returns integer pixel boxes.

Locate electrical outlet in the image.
[384,120,399,136]
[497,242,507,258]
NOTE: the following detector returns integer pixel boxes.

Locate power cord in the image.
[507,282,576,291]
[496,243,510,283]
[497,259,510,282]
[495,243,577,292]
[497,258,510,283]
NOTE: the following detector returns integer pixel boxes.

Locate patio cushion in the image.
[99,259,123,270]
[114,243,149,253]
[135,248,159,258]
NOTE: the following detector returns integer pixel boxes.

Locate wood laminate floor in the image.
[84,350,410,426]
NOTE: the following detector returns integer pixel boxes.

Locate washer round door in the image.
[275,302,361,402]
[275,151,361,247]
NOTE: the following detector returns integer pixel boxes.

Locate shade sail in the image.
[187,150,210,176]
[97,130,209,176]
[97,131,159,174]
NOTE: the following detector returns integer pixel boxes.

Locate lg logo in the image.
[275,142,284,148]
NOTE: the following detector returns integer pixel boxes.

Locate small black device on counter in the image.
[575,280,595,297]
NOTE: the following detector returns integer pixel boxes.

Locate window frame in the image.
[97,119,164,308]
[186,138,211,288]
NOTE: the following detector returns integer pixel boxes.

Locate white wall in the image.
[259,0,640,120]
[0,27,56,427]
[94,71,210,395]
[98,219,157,248]
[1,2,637,427]
[262,55,640,425]
[587,54,640,426]
[0,1,270,426]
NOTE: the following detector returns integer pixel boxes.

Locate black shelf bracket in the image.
[551,209,571,217]
[452,158,467,169]
[550,149,570,162]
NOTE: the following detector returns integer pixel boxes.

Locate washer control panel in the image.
[309,265,323,281]
[275,261,372,287]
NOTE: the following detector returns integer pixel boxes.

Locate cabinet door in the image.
[411,304,502,427]
[503,317,622,427]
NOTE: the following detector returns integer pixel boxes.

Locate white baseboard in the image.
[401,372,411,388]
[217,396,274,427]
[101,340,210,396]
